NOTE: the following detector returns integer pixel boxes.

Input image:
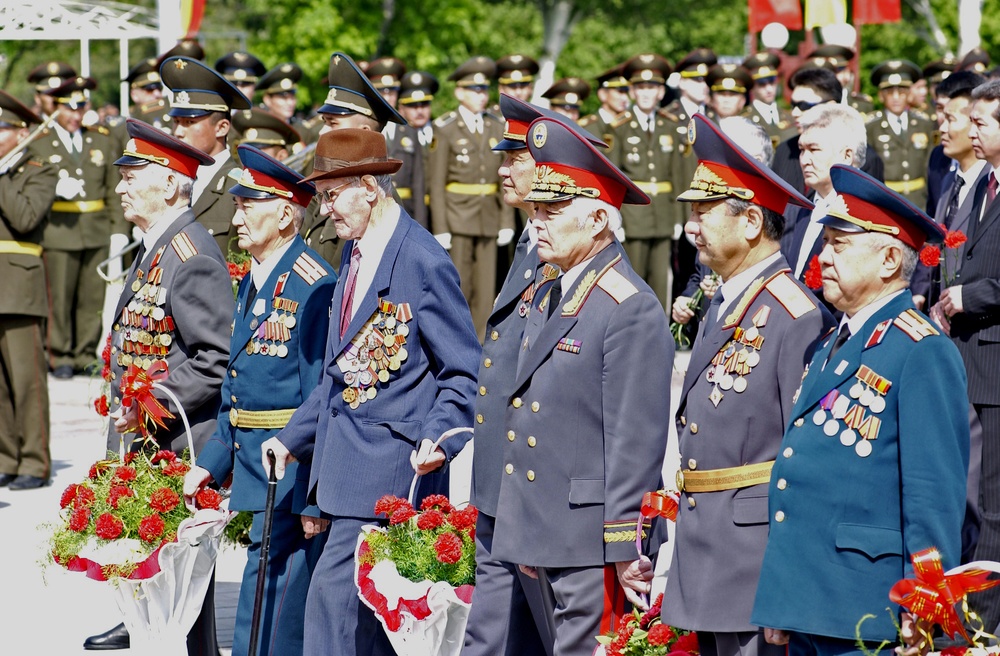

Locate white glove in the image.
[497,228,514,246]
[673,223,684,240]
[615,227,626,243]
[56,172,85,200]
[107,233,129,280]
[434,232,453,250]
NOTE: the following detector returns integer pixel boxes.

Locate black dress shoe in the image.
[8,475,48,490]
[0,473,15,487]
[52,365,74,379]
[83,623,130,650]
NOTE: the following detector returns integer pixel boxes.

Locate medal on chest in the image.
[246,272,297,358]
[706,305,769,407]
[336,299,412,410]
[118,246,174,371]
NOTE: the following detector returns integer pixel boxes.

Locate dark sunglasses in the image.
[791,99,828,112]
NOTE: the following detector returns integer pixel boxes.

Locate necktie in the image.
[704,289,725,330]
[988,174,998,206]
[546,277,563,319]
[244,280,258,316]
[134,242,147,268]
[827,324,851,363]
[339,246,362,339]
[944,175,965,228]
[72,132,83,153]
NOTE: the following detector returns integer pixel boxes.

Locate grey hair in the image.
[798,103,868,168]
[864,232,918,281]
[569,196,622,233]
[724,198,784,241]
[719,116,774,167]
[288,201,306,230]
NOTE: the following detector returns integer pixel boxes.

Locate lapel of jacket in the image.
[333,215,411,356]
[512,245,621,390]
[191,163,228,217]
[794,293,910,415]
[114,211,197,320]
[934,169,958,221]
[965,169,997,251]
[231,239,306,358]
[494,241,538,312]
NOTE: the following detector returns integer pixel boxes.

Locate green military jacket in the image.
[866,110,936,209]
[191,154,241,256]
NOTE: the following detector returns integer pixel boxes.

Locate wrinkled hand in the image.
[301,515,331,539]
[497,228,514,246]
[410,438,446,475]
[939,286,964,320]
[261,437,295,481]
[672,295,695,324]
[895,613,931,656]
[56,174,85,200]
[183,466,213,511]
[764,628,790,645]
[699,276,719,299]
[929,301,951,336]
[615,557,653,610]
[434,232,453,250]
[112,404,141,434]
[518,564,538,579]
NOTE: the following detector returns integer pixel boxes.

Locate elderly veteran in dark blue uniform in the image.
[463,93,609,656]
[665,114,835,656]
[86,119,233,653]
[260,127,479,656]
[183,145,336,656]
[490,116,673,654]
[752,165,969,656]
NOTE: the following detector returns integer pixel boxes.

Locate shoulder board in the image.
[483,110,502,123]
[765,272,817,319]
[892,308,939,342]
[170,232,198,262]
[292,251,328,285]
[560,254,622,316]
[866,111,884,124]
[87,125,110,135]
[139,99,165,113]
[722,270,787,328]
[610,112,632,129]
[657,108,681,123]
[105,116,125,128]
[911,109,931,122]
[596,266,638,304]
[434,111,457,128]
[854,92,873,102]
[578,114,598,127]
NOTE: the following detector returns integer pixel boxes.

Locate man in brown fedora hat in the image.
[261,128,480,656]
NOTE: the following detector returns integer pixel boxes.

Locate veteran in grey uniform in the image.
[491,115,672,654]
[665,114,834,656]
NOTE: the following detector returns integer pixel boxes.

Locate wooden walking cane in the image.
[248,449,278,656]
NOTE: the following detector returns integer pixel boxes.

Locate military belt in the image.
[229,408,296,429]
[396,187,413,200]
[676,460,774,493]
[446,182,498,195]
[0,240,43,257]
[884,177,926,194]
[633,180,674,196]
[51,199,106,213]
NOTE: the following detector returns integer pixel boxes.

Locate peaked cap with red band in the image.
[677,113,812,214]
[820,164,945,249]
[525,117,648,208]
[494,94,606,152]
[114,118,213,177]
[230,145,315,207]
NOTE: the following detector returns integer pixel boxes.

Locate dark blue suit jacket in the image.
[278,209,480,518]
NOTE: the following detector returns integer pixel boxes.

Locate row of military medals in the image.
[706,306,769,407]
[119,246,173,370]
[812,365,889,458]
[518,264,559,317]
[337,299,412,410]
[247,272,297,358]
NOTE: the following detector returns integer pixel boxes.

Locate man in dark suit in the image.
[86,119,233,653]
[184,146,336,656]
[490,115,673,655]
[666,114,834,656]
[931,79,1000,632]
[160,56,252,256]
[262,128,480,656]
[0,92,57,490]
[753,165,969,656]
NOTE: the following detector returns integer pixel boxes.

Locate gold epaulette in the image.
[88,125,110,135]
[658,108,681,123]
[139,99,166,113]
[433,111,457,129]
[560,255,622,316]
[721,270,789,329]
[765,273,817,319]
[577,114,598,127]
[865,111,884,125]
[292,252,327,285]
[170,232,198,262]
[893,308,939,342]
[604,519,648,544]
[610,111,632,129]
[596,266,638,304]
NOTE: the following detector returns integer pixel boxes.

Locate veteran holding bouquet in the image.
[261,128,480,656]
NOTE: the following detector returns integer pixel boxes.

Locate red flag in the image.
[854,0,901,24]
[749,0,803,34]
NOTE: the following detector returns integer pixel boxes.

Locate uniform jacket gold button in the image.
[505,463,513,474]
[231,369,237,377]
[783,447,793,458]
[679,416,686,426]
[527,436,536,447]
[775,510,785,522]
[794,418,804,427]
[777,478,787,490]
[491,330,499,341]
[476,413,484,424]
[484,358,492,368]
[531,401,540,412]
[690,423,699,434]
[688,497,696,508]
[687,458,697,470]
[231,395,237,403]
[479,386,487,396]
[527,470,535,481]
[507,430,515,442]
[512,397,522,408]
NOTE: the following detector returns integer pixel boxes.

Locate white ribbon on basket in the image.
[407,427,474,504]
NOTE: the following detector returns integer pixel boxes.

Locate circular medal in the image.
[373,347,385,361]
[733,376,748,393]
[724,344,736,358]
[719,374,734,391]
[397,324,409,337]
[383,333,396,348]
[277,344,288,358]
[284,316,296,329]
[840,429,857,447]
[706,368,715,383]
[832,396,849,420]
[260,343,269,356]
[152,307,165,321]
[849,382,864,399]
[359,370,373,386]
[131,279,141,293]
[367,386,377,400]
[813,409,827,426]
[269,345,278,357]
[823,419,839,437]
[519,304,527,317]
[350,400,360,410]
[397,347,408,362]
[342,387,357,404]
[386,316,396,330]
[344,372,357,385]
[378,369,390,383]
[744,326,759,342]
[869,395,886,414]
[860,389,875,407]
[160,334,172,347]
[746,351,760,368]
[389,357,401,371]
[250,318,258,330]
[253,341,261,354]
[855,440,873,458]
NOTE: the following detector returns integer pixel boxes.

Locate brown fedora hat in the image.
[303,128,402,182]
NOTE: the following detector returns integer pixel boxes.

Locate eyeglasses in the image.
[317,178,358,205]
[791,99,827,112]
[756,77,778,86]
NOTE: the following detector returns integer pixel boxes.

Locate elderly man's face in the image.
[799,126,851,194]
[685,199,747,280]
[533,198,601,271]
[232,196,283,259]
[818,228,889,316]
[116,165,167,230]
[499,148,534,209]
[316,176,370,241]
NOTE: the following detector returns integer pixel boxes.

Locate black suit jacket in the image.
[773,135,885,196]
[779,199,840,318]
[925,144,955,216]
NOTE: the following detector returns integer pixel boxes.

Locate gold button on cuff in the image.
[484,358,492,368]
[512,397,523,408]
[231,369,237,377]
[777,478,787,490]
[527,470,535,481]
[476,413,484,424]
[688,497,696,508]
[234,442,240,450]
[687,459,697,470]
[527,436,537,447]
[531,401,540,412]
[505,463,513,475]
[231,395,237,403]
[794,418,804,427]
[783,447,793,458]
[507,430,515,442]
[775,510,785,522]
[690,423,699,434]
[491,330,499,341]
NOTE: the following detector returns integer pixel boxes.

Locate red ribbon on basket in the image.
[119,361,175,435]
[57,543,166,581]
[641,490,679,522]
[889,547,1000,640]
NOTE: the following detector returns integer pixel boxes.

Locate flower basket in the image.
[595,592,700,656]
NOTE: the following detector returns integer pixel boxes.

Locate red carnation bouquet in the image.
[920,229,967,288]
[355,493,477,656]
[227,238,251,300]
[596,593,700,656]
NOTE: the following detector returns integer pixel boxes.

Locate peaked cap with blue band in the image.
[160,56,251,117]
[318,52,405,127]
[821,164,945,249]
[494,93,607,151]
[230,145,315,208]
[525,117,648,208]
[677,113,813,214]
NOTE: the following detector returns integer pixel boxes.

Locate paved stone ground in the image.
[1,352,688,654]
